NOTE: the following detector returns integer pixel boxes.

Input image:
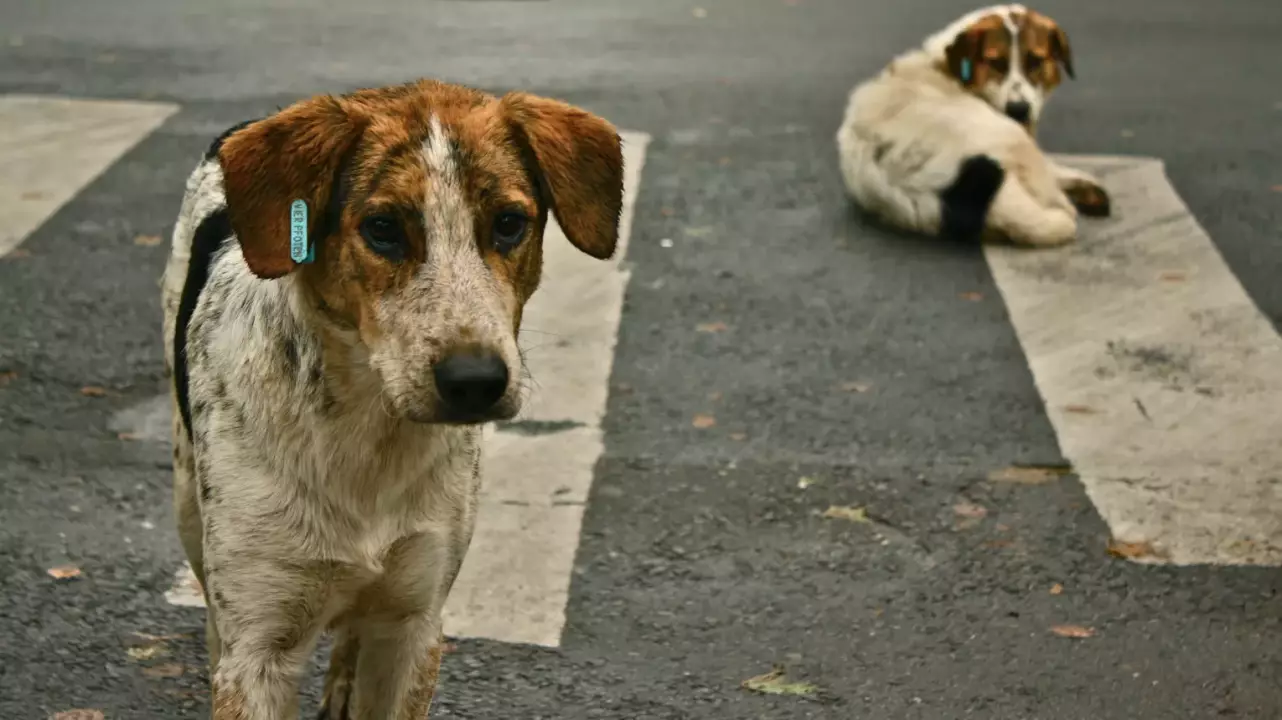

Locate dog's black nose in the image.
[1005,101,1032,125]
[434,351,509,418]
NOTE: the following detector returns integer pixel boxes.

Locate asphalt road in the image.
[2,0,1282,718]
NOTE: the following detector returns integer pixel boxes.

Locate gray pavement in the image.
[2,0,1282,718]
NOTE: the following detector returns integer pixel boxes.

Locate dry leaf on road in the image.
[1050,624,1095,639]
[987,465,1070,485]
[1107,539,1163,560]
[53,711,105,720]
[1050,583,1064,595]
[696,321,728,333]
[133,234,163,246]
[80,386,107,398]
[729,432,747,441]
[692,414,717,429]
[142,663,185,678]
[47,565,82,580]
[952,501,988,519]
[797,476,817,490]
[127,644,166,661]
[741,667,816,697]
[839,381,871,393]
[1064,404,1099,414]
[822,505,869,523]
[959,291,984,301]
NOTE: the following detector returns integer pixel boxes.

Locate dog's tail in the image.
[938,154,1005,243]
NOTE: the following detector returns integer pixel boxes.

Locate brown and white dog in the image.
[160,80,624,718]
[836,4,1111,247]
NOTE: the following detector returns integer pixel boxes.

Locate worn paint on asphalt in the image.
[985,154,1282,566]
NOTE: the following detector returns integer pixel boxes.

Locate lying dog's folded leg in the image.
[938,154,1006,243]
[988,177,1078,247]
[1051,161,1112,217]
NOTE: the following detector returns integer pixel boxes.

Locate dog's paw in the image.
[1063,180,1111,218]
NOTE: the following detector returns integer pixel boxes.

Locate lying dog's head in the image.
[932,4,1074,132]
[216,80,623,425]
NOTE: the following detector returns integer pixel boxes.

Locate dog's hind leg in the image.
[987,177,1078,247]
[1051,161,1111,217]
[938,155,1006,243]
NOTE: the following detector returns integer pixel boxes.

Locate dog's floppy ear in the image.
[944,27,986,87]
[1049,24,1075,79]
[217,96,364,279]
[501,92,624,260]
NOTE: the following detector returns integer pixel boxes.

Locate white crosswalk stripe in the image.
[0,94,177,257]
[986,155,1282,566]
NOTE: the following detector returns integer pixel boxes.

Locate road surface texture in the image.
[1,0,1281,718]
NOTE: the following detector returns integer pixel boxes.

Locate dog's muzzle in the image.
[1004,101,1032,126]
[433,349,510,422]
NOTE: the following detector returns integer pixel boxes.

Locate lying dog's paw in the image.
[1064,180,1111,218]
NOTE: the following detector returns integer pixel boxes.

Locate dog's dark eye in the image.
[1025,55,1044,72]
[492,211,528,253]
[360,214,406,260]
[991,58,1010,74]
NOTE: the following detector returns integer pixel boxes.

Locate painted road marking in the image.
[157,131,652,646]
[442,131,650,646]
[986,154,1282,566]
[0,94,178,257]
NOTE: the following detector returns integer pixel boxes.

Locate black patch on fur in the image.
[200,476,214,503]
[175,207,233,442]
[281,335,300,374]
[204,118,260,160]
[939,154,1005,243]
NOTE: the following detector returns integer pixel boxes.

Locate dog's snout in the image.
[1004,101,1032,125]
[433,351,509,419]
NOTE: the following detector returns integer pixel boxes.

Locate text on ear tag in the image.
[289,199,313,264]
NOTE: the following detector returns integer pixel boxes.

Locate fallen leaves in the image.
[1049,624,1095,639]
[1050,583,1065,596]
[691,414,717,429]
[142,663,185,678]
[696,321,728,333]
[729,432,747,441]
[741,667,817,697]
[1107,538,1164,561]
[839,381,871,393]
[127,644,166,661]
[959,291,984,302]
[47,565,82,580]
[821,505,869,523]
[952,501,988,519]
[80,385,108,398]
[987,464,1071,485]
[133,234,163,247]
[52,711,105,720]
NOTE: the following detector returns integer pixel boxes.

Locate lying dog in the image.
[161,80,624,718]
[836,4,1111,247]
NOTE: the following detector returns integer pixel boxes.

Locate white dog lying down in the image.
[836,4,1111,247]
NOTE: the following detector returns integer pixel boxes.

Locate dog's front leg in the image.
[204,556,329,720]
[345,530,465,719]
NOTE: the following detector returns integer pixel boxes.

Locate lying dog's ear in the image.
[945,27,986,87]
[1049,25,1075,80]
[501,93,624,260]
[217,97,364,279]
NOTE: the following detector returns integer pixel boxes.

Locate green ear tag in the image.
[289,199,312,264]
[960,58,973,83]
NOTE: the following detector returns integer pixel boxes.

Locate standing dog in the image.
[836,4,1111,247]
[161,80,624,718]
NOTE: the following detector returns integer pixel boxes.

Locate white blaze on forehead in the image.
[419,114,473,256]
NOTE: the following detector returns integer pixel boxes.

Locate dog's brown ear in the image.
[217,96,364,279]
[944,15,1007,87]
[1049,25,1075,79]
[502,92,624,260]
